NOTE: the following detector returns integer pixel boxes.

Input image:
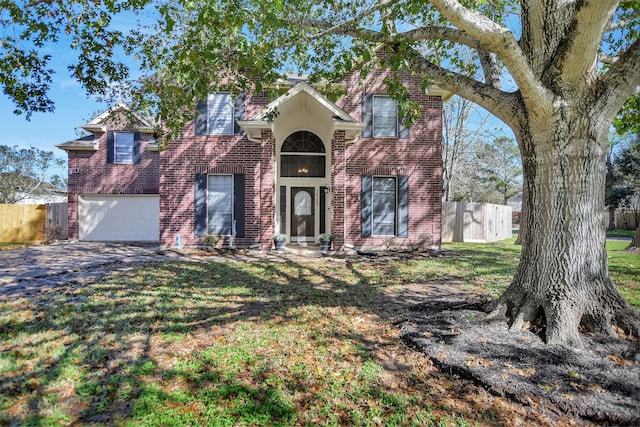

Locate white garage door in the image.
[79,195,160,241]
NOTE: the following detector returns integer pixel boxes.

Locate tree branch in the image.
[607,9,640,32]
[404,51,524,134]
[478,51,502,89]
[598,53,619,65]
[596,37,640,125]
[559,0,618,89]
[427,0,552,119]
[288,0,394,46]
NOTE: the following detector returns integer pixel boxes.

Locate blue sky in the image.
[0,10,148,182]
[0,77,109,180]
[0,55,113,179]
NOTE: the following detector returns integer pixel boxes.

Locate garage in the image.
[79,195,160,242]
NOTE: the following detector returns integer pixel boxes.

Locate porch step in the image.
[282,244,324,257]
[271,244,355,258]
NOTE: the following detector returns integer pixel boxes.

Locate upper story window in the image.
[106,131,140,164]
[208,93,234,134]
[195,92,246,136]
[362,93,409,139]
[114,132,135,164]
[373,96,398,138]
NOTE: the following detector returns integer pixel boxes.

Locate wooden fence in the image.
[46,203,69,240]
[0,203,68,242]
[442,201,513,243]
[612,209,639,230]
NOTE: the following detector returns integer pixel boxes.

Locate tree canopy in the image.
[0,145,66,203]
[3,1,637,138]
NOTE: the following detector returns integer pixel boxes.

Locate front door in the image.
[291,187,315,242]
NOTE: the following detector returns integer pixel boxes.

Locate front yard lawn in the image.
[0,241,637,426]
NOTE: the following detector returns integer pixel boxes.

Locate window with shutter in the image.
[361,175,409,238]
[196,93,245,135]
[373,96,398,138]
[195,174,245,238]
[114,132,136,164]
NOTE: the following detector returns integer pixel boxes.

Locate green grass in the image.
[607,240,640,307]
[0,241,637,426]
[0,242,32,251]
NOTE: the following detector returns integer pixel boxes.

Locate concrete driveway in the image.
[0,241,332,298]
[0,242,175,297]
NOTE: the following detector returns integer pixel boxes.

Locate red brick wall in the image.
[331,130,346,250]
[157,73,443,250]
[159,92,272,249]
[66,127,160,240]
[337,66,444,249]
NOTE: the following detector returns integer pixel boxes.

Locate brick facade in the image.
[337,67,443,249]
[60,70,443,250]
[65,114,159,240]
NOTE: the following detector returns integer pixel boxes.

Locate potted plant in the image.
[273,234,286,251]
[318,234,333,251]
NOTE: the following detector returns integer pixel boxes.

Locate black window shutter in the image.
[399,114,410,139]
[319,186,328,235]
[361,175,372,237]
[194,173,207,238]
[106,131,114,163]
[133,132,141,164]
[233,173,245,238]
[397,175,409,238]
[362,94,373,138]
[234,92,246,135]
[195,100,208,136]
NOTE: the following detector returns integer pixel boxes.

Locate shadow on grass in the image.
[0,255,527,426]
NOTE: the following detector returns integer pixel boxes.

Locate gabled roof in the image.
[80,102,155,133]
[239,82,365,143]
[55,134,99,151]
[56,102,157,152]
[254,82,355,122]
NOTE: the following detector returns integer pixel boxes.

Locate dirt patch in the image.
[397,298,640,426]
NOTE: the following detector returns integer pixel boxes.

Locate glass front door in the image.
[290,187,315,242]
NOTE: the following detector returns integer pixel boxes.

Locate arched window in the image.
[281,131,326,177]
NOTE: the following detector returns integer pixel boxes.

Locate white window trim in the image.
[371,175,398,236]
[207,174,235,236]
[372,95,399,138]
[114,131,135,164]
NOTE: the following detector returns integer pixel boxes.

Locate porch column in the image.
[331,130,346,250]
[260,129,276,251]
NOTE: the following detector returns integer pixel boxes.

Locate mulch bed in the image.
[396,298,640,426]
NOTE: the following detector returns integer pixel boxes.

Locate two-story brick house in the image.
[58,66,448,251]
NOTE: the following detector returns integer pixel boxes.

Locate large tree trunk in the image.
[607,209,616,230]
[488,107,640,348]
[514,188,527,246]
[628,225,640,251]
